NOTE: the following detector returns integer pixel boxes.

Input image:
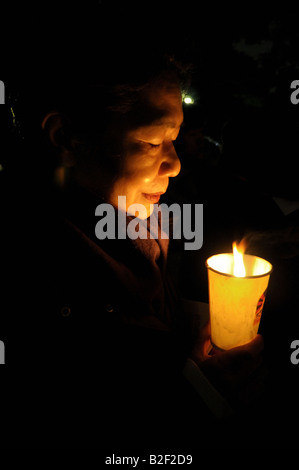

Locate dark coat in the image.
[0,183,212,449]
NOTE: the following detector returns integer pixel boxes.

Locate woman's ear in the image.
[41,111,75,167]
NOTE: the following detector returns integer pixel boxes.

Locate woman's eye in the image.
[148,143,161,149]
[139,141,161,151]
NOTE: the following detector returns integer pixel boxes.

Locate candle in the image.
[206,243,272,350]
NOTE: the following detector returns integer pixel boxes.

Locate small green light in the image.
[183,96,194,105]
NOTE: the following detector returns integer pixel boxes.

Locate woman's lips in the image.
[142,192,164,203]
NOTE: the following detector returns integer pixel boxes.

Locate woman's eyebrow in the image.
[150,117,184,129]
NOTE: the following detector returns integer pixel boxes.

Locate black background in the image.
[1,0,299,453]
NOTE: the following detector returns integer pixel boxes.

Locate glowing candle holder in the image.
[206,245,272,350]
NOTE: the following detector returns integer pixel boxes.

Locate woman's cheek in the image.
[124,165,156,186]
[135,156,160,181]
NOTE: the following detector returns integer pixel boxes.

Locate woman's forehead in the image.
[146,83,182,109]
[128,112,183,136]
[132,86,183,130]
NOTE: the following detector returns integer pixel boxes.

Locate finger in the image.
[191,320,212,363]
[229,334,264,359]
[202,335,264,374]
[198,320,211,344]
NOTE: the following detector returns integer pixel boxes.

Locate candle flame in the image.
[233,241,246,277]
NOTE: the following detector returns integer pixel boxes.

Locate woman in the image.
[2,51,263,450]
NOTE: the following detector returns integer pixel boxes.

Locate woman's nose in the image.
[158,142,181,178]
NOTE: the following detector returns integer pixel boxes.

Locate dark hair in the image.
[44,52,190,139]
[5,19,193,180]
[36,49,191,177]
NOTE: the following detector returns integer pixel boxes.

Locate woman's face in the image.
[74,82,183,218]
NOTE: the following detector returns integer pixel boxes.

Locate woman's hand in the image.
[191,321,266,409]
